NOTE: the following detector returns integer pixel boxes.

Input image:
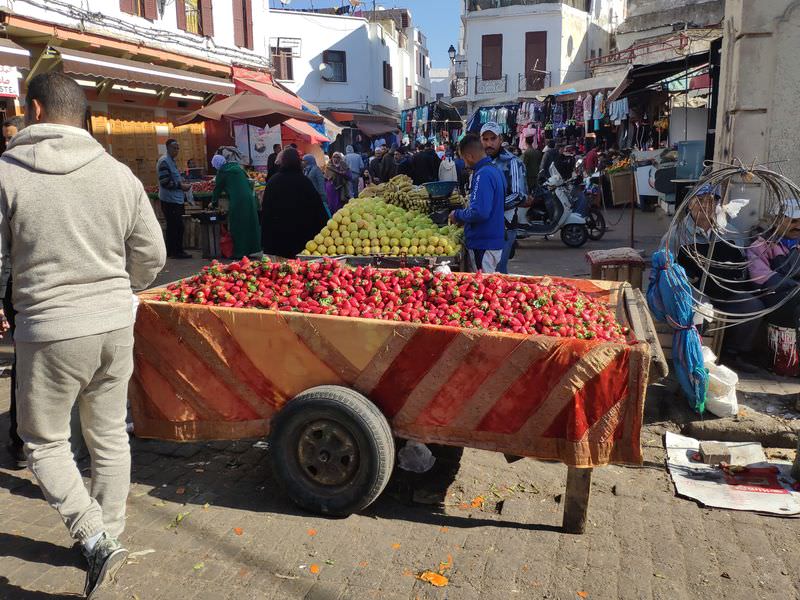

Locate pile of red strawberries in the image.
[160,258,629,342]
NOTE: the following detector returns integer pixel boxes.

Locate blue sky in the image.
[269,0,460,69]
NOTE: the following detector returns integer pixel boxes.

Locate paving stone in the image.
[1,212,799,600]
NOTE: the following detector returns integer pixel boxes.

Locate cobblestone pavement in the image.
[1,209,799,600]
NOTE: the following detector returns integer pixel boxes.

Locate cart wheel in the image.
[269,385,395,516]
[561,224,589,248]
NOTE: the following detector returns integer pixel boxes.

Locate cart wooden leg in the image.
[562,466,593,534]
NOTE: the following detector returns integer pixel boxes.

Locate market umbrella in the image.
[176,92,323,128]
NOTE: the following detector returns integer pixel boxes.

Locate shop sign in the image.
[0,66,19,98]
[233,121,282,170]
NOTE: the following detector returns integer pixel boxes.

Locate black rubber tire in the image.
[269,385,395,516]
[585,207,607,241]
[560,224,589,248]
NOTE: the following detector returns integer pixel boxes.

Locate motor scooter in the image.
[505,164,589,247]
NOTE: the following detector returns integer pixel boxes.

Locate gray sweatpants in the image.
[16,326,134,543]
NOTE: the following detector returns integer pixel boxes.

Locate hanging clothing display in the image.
[583,94,593,122]
[593,92,605,121]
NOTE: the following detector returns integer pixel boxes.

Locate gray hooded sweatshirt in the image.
[0,123,167,343]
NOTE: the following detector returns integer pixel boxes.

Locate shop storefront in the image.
[0,39,31,152]
[400,100,463,147]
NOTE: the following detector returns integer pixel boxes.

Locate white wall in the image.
[461,3,564,106]
[561,5,590,82]
[0,0,270,68]
[268,10,432,116]
[268,10,373,112]
[430,68,450,100]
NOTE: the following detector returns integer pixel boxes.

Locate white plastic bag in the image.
[702,347,739,417]
[397,440,436,473]
[438,158,458,182]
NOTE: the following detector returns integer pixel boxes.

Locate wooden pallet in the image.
[654,320,724,361]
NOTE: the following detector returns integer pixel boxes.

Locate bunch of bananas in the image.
[448,190,466,208]
[360,175,430,212]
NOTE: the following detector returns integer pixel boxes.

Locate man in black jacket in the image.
[368,146,386,183]
[538,139,557,182]
[410,142,441,185]
[266,144,281,181]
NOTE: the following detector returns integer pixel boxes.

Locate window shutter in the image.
[481,34,502,80]
[232,0,245,47]
[244,0,254,49]
[200,0,214,37]
[176,0,187,31]
[119,0,135,13]
[143,0,157,20]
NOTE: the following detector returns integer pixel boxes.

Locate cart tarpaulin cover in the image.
[131,279,650,467]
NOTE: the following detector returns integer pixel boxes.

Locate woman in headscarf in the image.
[324,151,351,214]
[261,148,329,258]
[302,154,329,217]
[211,146,261,258]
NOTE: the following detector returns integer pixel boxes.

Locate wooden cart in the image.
[130,276,667,534]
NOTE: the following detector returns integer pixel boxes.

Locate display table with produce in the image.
[130,258,666,533]
[299,178,467,269]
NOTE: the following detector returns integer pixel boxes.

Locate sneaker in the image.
[83,533,128,600]
[5,443,26,470]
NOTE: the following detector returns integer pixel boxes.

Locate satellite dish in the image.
[279,0,291,5]
[319,63,335,81]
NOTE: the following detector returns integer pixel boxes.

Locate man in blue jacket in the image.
[450,134,505,273]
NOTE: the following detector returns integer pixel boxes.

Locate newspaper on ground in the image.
[665,431,800,516]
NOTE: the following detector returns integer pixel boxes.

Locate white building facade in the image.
[0,0,271,71]
[451,0,623,111]
[267,8,431,119]
[0,0,274,183]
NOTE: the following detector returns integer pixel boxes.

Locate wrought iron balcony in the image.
[450,76,470,98]
[518,71,551,92]
[475,74,508,95]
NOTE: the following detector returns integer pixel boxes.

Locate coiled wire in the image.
[662,159,800,331]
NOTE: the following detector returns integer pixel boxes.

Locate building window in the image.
[524,31,547,90]
[233,0,254,49]
[590,49,596,59]
[481,34,502,80]
[383,61,393,92]
[121,0,157,19]
[322,50,347,82]
[598,48,603,57]
[272,47,294,81]
[185,0,201,34]
[176,0,214,37]
[417,52,427,79]
[405,78,412,100]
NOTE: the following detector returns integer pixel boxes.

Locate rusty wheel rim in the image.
[297,419,360,486]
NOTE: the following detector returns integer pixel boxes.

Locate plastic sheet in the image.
[647,249,708,413]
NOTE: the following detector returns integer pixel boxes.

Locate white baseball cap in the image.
[783,199,800,219]
[480,121,502,136]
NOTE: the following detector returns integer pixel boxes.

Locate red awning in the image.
[690,73,711,90]
[282,118,330,144]
[232,66,302,109]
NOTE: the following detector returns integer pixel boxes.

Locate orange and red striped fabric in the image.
[130,281,650,467]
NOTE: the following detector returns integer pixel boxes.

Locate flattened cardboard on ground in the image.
[665,432,800,516]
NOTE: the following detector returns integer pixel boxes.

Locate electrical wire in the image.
[662,159,800,331]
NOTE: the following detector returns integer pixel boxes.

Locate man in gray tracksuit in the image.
[0,72,166,599]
